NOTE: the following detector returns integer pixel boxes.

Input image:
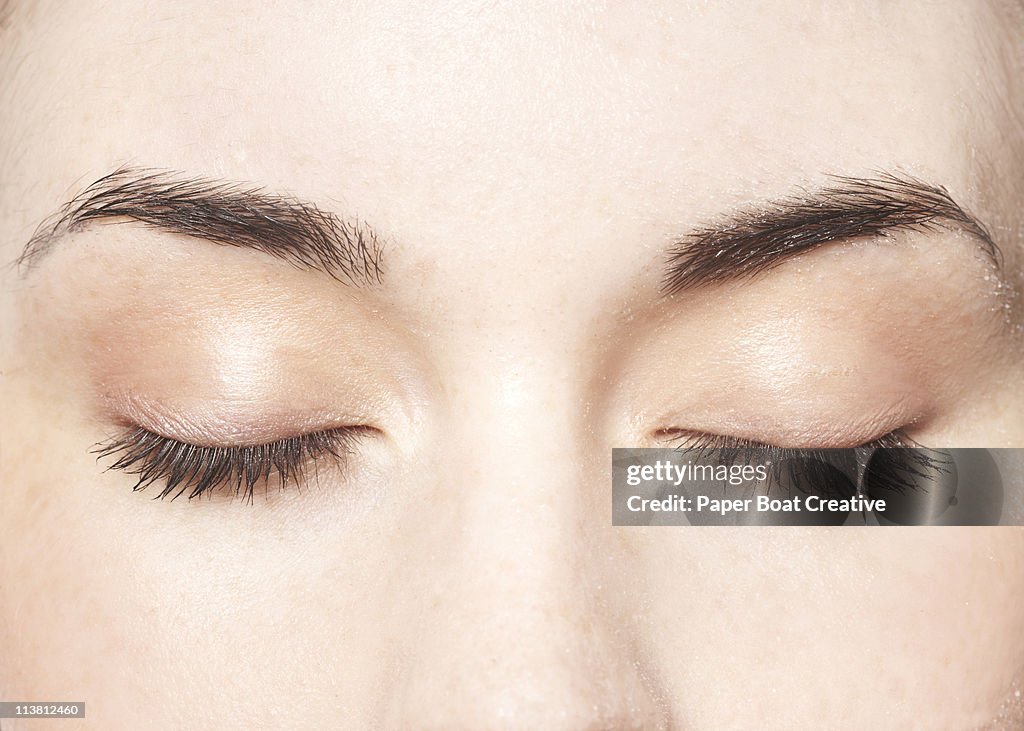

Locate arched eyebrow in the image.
[663,173,1000,294]
[16,166,384,286]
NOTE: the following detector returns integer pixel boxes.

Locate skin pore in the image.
[2,1,1024,728]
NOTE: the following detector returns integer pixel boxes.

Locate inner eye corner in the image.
[645,426,716,449]
[651,426,687,441]
[337,422,387,445]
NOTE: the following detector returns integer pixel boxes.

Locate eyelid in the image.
[648,398,921,451]
[655,428,915,452]
[97,389,386,447]
[94,424,374,503]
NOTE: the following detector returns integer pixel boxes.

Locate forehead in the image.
[0,2,1001,257]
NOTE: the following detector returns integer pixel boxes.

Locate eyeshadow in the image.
[603,235,1008,448]
[15,231,429,448]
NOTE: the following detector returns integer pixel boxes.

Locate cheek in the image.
[630,530,1024,723]
[0,415,168,722]
[0,416,397,728]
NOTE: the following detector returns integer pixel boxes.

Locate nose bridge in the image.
[384,353,663,729]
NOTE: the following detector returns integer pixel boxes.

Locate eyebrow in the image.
[663,173,1000,294]
[16,167,384,285]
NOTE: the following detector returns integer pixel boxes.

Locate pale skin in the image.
[2,1,1024,728]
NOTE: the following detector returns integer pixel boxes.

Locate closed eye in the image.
[657,428,929,501]
[657,428,914,453]
[93,424,376,503]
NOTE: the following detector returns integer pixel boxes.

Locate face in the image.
[2,1,1023,728]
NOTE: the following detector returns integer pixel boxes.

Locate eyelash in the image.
[660,429,927,497]
[661,429,914,453]
[97,423,929,505]
[94,425,372,502]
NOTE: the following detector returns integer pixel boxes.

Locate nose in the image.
[382,357,665,730]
